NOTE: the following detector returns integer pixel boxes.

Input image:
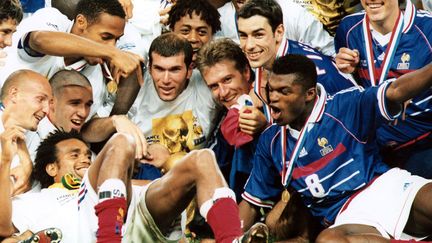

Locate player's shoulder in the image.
[258,124,281,144]
[413,10,432,31]
[338,11,365,29]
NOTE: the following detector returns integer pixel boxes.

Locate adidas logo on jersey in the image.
[299,147,308,158]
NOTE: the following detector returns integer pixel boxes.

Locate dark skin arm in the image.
[385,62,432,114]
[110,67,142,115]
[239,200,260,231]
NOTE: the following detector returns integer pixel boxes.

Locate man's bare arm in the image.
[386,62,432,113]
[0,127,24,237]
[28,31,143,79]
[239,200,260,232]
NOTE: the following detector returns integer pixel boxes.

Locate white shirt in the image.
[132,70,220,153]
[12,188,80,243]
[215,0,336,56]
[0,8,110,119]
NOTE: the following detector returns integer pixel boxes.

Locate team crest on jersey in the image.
[397,53,410,70]
[318,137,333,156]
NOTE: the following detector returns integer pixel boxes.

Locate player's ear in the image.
[274,24,284,44]
[75,14,88,32]
[305,86,316,102]
[46,163,59,178]
[8,87,18,104]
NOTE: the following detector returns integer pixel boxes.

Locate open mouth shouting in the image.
[270,104,282,122]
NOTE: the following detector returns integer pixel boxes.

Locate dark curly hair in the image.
[32,129,87,188]
[168,0,221,34]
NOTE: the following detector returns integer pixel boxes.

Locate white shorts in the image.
[77,172,146,242]
[333,168,431,240]
[77,174,184,243]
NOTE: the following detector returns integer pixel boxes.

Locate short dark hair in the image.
[32,129,87,188]
[197,38,252,80]
[0,0,23,24]
[237,0,283,32]
[75,0,125,24]
[271,54,317,91]
[49,69,92,96]
[168,0,221,34]
[149,32,193,68]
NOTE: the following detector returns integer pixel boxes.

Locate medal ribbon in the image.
[362,0,415,86]
[280,84,327,186]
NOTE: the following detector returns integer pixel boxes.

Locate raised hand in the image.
[335,47,360,74]
[111,115,151,160]
[238,106,268,136]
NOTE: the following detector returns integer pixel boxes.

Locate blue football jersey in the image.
[335,10,432,145]
[277,38,357,95]
[243,84,393,225]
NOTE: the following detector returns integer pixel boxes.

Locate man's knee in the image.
[104,133,136,163]
[175,149,218,175]
[316,228,346,243]
[194,149,218,171]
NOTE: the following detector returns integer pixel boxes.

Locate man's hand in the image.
[118,0,134,19]
[110,50,144,83]
[10,138,32,196]
[139,144,170,169]
[0,126,25,165]
[335,47,360,74]
[111,115,151,160]
[238,106,268,135]
[10,165,31,196]
[159,4,173,25]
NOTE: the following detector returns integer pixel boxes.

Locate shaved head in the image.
[48,69,93,132]
[0,69,52,131]
[49,69,92,96]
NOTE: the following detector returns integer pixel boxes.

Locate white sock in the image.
[98,178,126,203]
[199,187,236,220]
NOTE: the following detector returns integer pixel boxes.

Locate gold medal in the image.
[107,80,118,94]
[281,189,290,203]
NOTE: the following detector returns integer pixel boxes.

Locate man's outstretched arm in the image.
[27,31,143,80]
[385,62,432,113]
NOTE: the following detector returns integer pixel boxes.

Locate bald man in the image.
[0,69,52,195]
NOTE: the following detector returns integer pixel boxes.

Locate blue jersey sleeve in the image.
[334,17,350,52]
[242,126,284,208]
[329,82,398,140]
